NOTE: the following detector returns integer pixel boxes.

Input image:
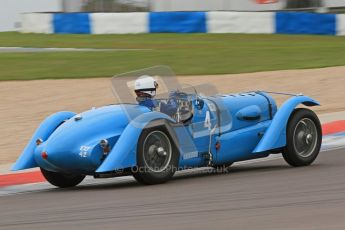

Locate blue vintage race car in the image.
[12,66,322,188]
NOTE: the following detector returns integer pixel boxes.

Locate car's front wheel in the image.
[40,168,85,188]
[133,127,179,185]
[282,108,322,167]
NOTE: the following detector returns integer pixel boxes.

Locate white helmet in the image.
[134,75,158,97]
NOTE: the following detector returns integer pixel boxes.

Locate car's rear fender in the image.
[95,112,177,173]
[253,96,320,154]
[11,111,76,171]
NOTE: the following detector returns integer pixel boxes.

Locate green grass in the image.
[0,32,345,80]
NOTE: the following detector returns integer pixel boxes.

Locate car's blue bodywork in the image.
[12,91,319,177]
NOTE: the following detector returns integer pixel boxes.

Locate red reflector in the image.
[41,151,48,159]
[215,141,221,150]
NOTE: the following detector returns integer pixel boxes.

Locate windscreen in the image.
[111,65,220,123]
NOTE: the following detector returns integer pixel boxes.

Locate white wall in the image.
[21,13,53,34]
[91,13,148,34]
[0,0,61,32]
[208,12,275,34]
[337,14,345,36]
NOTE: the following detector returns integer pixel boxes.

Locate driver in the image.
[134,76,177,116]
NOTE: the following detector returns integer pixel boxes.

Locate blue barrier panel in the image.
[53,13,91,34]
[149,12,206,33]
[276,12,336,35]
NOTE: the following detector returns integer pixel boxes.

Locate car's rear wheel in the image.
[282,108,322,167]
[133,127,179,185]
[40,168,85,188]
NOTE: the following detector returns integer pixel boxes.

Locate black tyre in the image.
[282,108,322,167]
[40,168,85,188]
[133,127,179,185]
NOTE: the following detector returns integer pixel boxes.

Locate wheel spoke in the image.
[143,131,172,173]
[293,118,318,158]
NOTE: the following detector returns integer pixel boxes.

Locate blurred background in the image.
[1,0,345,32]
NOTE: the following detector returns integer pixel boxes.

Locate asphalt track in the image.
[0,147,345,230]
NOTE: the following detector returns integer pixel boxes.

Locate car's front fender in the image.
[95,112,176,173]
[253,96,320,153]
[12,111,76,171]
